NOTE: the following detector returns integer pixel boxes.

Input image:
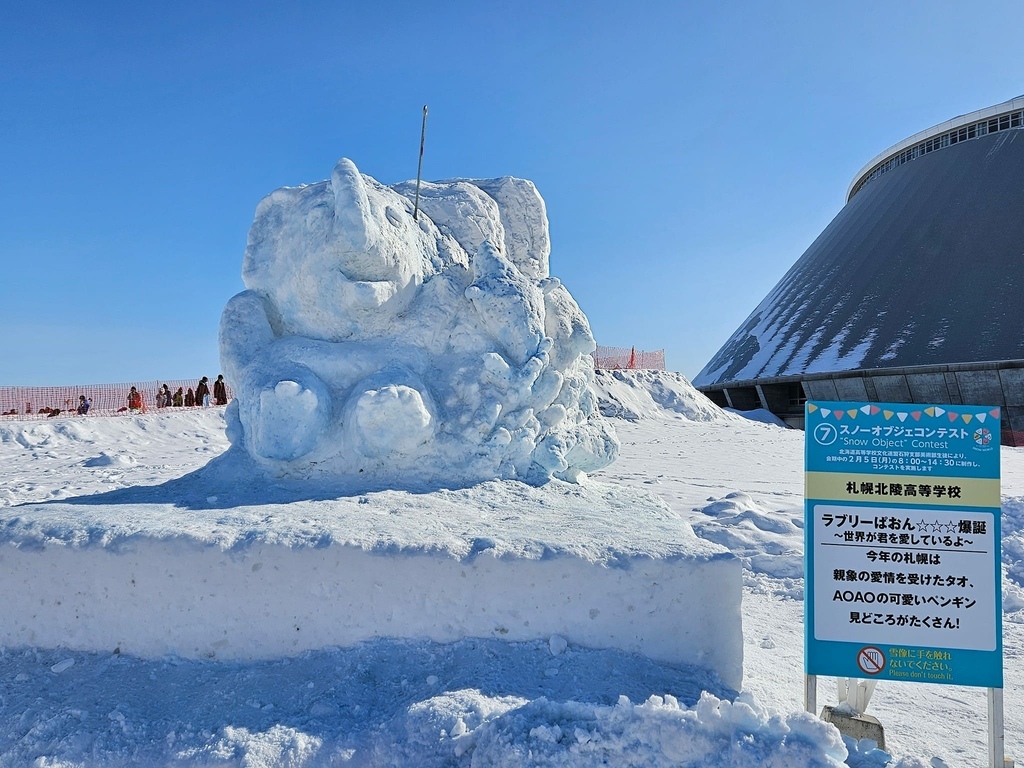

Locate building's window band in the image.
[851,109,1024,199]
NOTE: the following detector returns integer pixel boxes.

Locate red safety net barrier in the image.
[592,346,666,371]
[0,379,234,421]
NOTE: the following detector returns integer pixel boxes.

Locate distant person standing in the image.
[172,387,184,407]
[127,387,142,412]
[195,377,210,408]
[214,374,228,406]
[184,388,195,407]
[76,395,91,415]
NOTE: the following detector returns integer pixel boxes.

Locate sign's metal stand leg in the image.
[805,674,817,715]
[988,687,1009,768]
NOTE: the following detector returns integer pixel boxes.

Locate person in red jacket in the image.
[127,387,142,412]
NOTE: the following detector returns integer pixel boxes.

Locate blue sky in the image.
[2,1,1023,385]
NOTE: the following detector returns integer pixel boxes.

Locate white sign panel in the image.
[813,504,996,651]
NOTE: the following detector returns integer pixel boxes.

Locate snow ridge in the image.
[591,369,734,423]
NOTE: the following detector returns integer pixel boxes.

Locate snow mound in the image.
[220,158,617,487]
[592,369,734,422]
[0,418,97,449]
[999,495,1024,619]
[383,690,850,767]
[0,410,230,509]
[82,452,136,467]
[693,491,804,583]
[0,410,224,452]
[0,641,873,768]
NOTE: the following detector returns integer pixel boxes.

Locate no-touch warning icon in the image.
[857,646,886,675]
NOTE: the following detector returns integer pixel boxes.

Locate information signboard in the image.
[805,401,1002,688]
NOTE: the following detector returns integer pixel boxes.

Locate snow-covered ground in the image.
[1,371,1021,766]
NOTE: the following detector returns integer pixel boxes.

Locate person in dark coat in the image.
[172,388,184,407]
[213,374,228,406]
[195,377,210,408]
[185,388,195,407]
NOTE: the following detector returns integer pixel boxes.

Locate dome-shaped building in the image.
[694,96,1024,445]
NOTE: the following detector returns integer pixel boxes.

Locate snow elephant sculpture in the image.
[219,158,618,487]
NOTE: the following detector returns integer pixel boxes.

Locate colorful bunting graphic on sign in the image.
[808,402,997,428]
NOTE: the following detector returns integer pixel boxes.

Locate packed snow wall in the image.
[0,480,743,690]
[220,159,618,487]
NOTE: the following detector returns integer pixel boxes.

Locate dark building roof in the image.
[694,126,1024,388]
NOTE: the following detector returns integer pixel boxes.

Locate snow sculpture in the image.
[220,158,618,487]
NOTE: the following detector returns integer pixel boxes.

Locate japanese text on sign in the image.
[814,505,995,650]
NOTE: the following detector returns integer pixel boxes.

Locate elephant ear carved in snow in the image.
[220,157,618,488]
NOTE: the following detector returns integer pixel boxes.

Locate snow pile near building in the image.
[726,407,790,427]
[590,389,805,593]
[220,159,618,488]
[591,368,734,422]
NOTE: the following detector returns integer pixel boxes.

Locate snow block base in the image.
[820,706,887,752]
[0,479,742,690]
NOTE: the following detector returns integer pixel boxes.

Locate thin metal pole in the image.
[413,105,428,221]
[989,687,1005,768]
[805,674,817,715]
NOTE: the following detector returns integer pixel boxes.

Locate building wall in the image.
[695,129,1024,389]
[700,360,1024,447]
[696,99,1024,448]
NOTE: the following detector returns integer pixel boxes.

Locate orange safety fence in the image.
[2,350,664,420]
[592,346,666,371]
[0,379,234,421]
